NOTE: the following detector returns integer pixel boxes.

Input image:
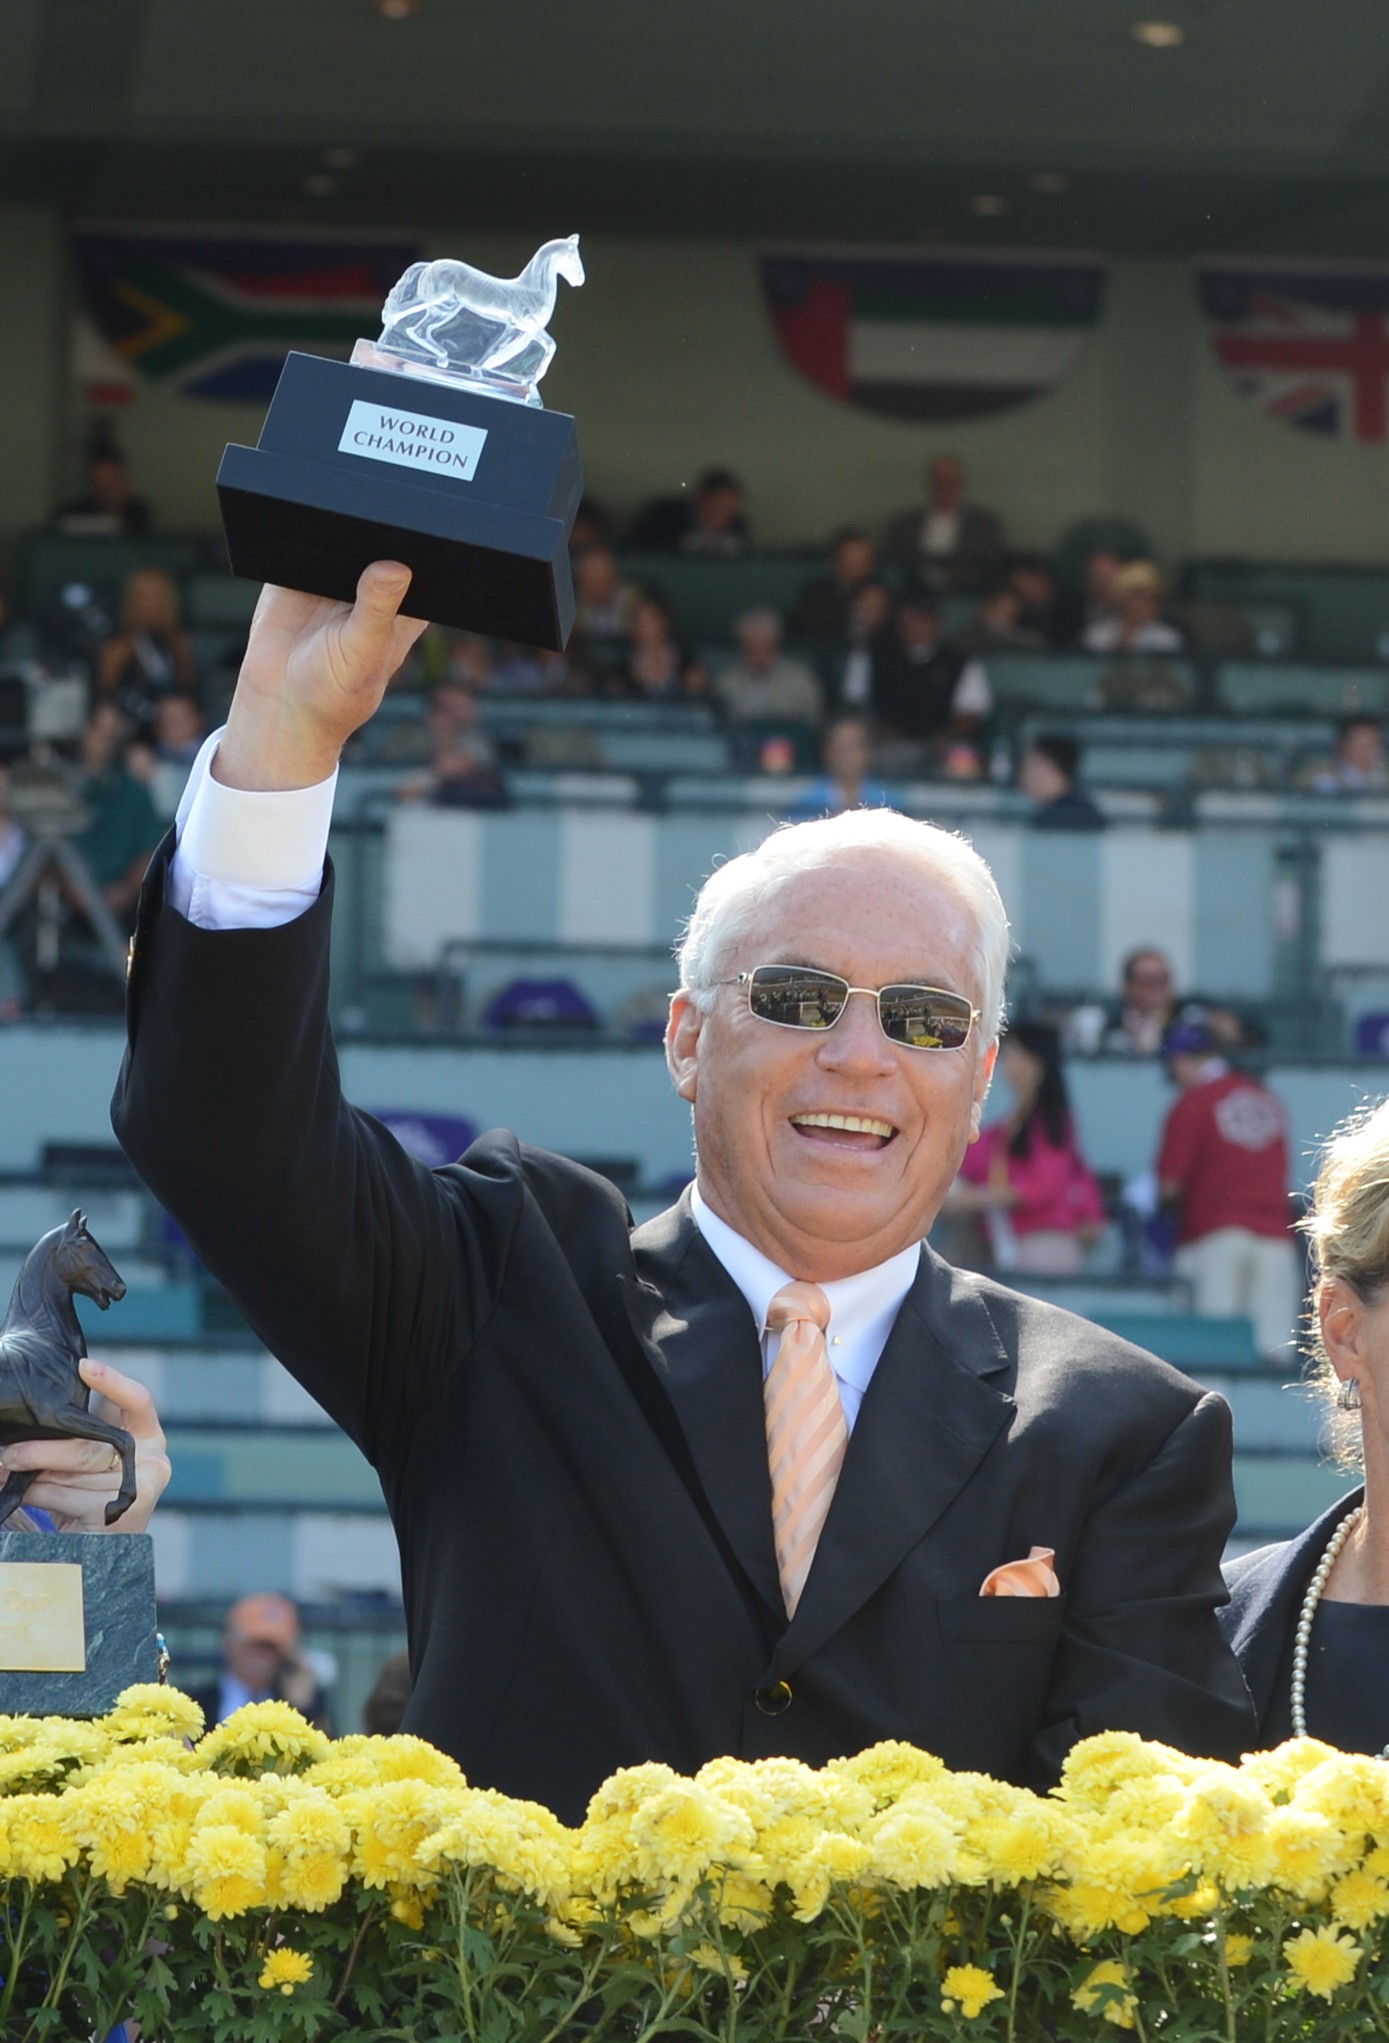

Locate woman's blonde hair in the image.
[1300,1096,1389,1467]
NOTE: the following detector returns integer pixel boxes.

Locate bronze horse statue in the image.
[0,1211,133,1527]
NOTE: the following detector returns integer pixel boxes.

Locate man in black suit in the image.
[112,563,1254,1824]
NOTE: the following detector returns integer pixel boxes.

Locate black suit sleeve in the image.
[111,842,523,1465]
[1031,1390,1255,1774]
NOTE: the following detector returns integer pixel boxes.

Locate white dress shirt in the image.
[691,1185,919,1431]
[170,732,923,1423]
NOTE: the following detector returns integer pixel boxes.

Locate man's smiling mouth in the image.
[789,1111,898,1149]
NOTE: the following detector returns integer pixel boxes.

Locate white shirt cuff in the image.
[168,728,337,931]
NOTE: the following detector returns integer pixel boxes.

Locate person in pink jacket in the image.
[953,1021,1106,1275]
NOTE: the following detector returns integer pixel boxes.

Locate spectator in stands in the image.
[790,529,879,638]
[713,608,822,727]
[151,692,206,767]
[72,701,163,925]
[490,643,572,694]
[1006,554,1066,647]
[570,495,615,549]
[2,1358,170,1534]
[787,714,896,821]
[1220,1097,1389,1750]
[1056,546,1124,646]
[1102,947,1180,1056]
[882,453,1004,591]
[1305,714,1389,794]
[605,591,706,700]
[96,569,198,731]
[362,1648,413,1735]
[0,761,26,891]
[1082,560,1185,655]
[188,1591,331,1730]
[398,682,509,808]
[573,545,640,641]
[0,579,28,665]
[1019,733,1105,830]
[628,467,749,555]
[52,445,151,539]
[1156,1018,1300,1362]
[835,578,898,713]
[869,594,991,757]
[954,580,1047,656]
[949,1021,1106,1274]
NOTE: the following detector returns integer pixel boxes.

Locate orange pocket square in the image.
[979,1546,1060,1598]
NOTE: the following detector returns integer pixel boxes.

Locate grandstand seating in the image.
[5,536,1388,1704]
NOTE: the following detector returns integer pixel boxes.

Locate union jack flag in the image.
[1197,262,1389,441]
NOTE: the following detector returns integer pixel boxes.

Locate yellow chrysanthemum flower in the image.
[185,1822,268,1919]
[941,1963,1003,2020]
[828,1740,946,1809]
[1264,1803,1353,1902]
[1223,1933,1253,1967]
[1071,1959,1138,2028]
[197,1700,330,1773]
[863,1790,958,1890]
[258,1947,314,1994]
[105,1684,205,1744]
[625,1779,755,1888]
[1330,1866,1389,1929]
[1282,1924,1362,1998]
[7,1796,81,1883]
[1060,1733,1200,1813]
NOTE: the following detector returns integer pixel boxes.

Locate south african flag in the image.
[73,229,419,403]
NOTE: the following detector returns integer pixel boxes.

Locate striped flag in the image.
[760,247,1107,422]
[72,229,419,402]
[1197,259,1389,442]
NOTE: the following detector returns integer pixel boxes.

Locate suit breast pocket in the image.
[935,1595,1067,1644]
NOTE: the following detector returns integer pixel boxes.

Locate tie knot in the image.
[765,1280,831,1336]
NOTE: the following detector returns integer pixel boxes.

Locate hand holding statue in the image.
[0,1357,170,1534]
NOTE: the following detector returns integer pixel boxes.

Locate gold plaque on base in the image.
[0,1561,86,1672]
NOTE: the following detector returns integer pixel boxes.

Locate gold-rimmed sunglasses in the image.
[718,964,980,1051]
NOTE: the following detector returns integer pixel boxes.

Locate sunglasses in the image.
[720,964,980,1051]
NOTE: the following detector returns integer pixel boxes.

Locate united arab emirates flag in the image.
[761,247,1108,422]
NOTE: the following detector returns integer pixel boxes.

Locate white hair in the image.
[675,809,1011,1043]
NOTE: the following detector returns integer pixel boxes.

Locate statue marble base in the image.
[218,351,582,649]
[0,1531,158,1715]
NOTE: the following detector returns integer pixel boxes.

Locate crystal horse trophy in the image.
[217,236,585,647]
[357,236,584,407]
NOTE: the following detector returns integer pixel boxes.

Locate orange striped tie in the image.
[764,1281,848,1617]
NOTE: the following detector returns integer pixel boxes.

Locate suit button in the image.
[754,1680,793,1716]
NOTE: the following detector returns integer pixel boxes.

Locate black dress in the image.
[1221,1487,1389,1753]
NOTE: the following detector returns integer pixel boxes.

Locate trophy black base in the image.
[218,352,582,650]
[0,1531,159,1716]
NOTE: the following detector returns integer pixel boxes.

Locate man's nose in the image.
[814,989,896,1070]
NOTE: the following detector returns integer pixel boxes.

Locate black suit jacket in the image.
[1219,1488,1363,1741]
[112,844,1254,1823]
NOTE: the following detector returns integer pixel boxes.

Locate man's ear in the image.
[666,991,703,1103]
[968,1040,998,1142]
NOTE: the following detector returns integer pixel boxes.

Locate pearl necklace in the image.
[1289,1503,1389,1755]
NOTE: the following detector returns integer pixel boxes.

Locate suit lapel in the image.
[764,1248,1015,1679]
[623,1195,784,1615]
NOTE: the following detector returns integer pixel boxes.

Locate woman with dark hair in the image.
[950,1021,1106,1274]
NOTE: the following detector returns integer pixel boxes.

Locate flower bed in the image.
[1,1687,1387,2040]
